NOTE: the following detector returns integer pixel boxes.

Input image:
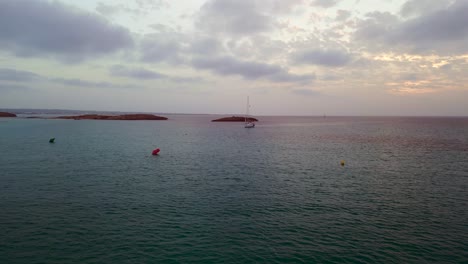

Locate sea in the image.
[1,115,467,263]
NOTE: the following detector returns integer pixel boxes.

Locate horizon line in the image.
[1,108,468,118]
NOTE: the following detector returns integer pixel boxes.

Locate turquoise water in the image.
[1,116,467,263]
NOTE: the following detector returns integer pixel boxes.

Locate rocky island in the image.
[0,112,17,117]
[212,116,258,122]
[56,114,168,120]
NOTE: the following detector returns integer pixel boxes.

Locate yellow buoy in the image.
[340,160,345,166]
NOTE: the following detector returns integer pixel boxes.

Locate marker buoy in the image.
[340,160,345,166]
[49,138,55,143]
[152,148,160,155]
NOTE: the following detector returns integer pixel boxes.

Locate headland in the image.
[0,112,17,117]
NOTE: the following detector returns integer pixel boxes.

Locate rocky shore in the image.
[0,112,17,117]
[212,116,258,122]
[56,114,168,120]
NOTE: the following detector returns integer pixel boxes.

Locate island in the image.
[56,114,168,120]
[212,116,258,122]
[0,112,17,117]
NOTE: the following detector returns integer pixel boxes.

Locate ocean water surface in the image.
[1,116,467,263]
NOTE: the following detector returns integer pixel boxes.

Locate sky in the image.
[1,0,468,116]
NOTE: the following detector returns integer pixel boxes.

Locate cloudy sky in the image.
[1,0,468,115]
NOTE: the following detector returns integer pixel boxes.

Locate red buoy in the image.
[152,148,160,155]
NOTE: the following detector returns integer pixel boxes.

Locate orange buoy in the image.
[152,148,160,155]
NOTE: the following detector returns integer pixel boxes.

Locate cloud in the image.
[336,10,351,21]
[354,11,399,42]
[320,74,343,81]
[196,0,304,36]
[0,0,134,62]
[0,82,32,91]
[190,37,222,55]
[139,34,183,63]
[0,67,140,88]
[292,49,352,67]
[96,1,168,17]
[311,0,342,8]
[50,78,141,89]
[292,89,320,96]
[0,68,42,82]
[354,1,468,55]
[399,73,421,82]
[269,0,305,14]
[96,2,122,16]
[196,0,273,35]
[389,0,468,54]
[192,56,281,79]
[109,65,206,84]
[170,76,207,83]
[110,65,166,79]
[192,56,314,83]
[269,72,316,83]
[400,0,453,18]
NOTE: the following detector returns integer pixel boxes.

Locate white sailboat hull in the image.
[244,122,255,128]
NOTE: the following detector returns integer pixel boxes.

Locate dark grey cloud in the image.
[110,65,166,79]
[389,0,468,54]
[0,68,42,82]
[354,11,399,42]
[292,49,352,67]
[355,1,468,55]
[0,0,133,62]
[193,56,282,79]
[109,65,206,84]
[171,76,207,83]
[197,0,273,35]
[0,68,130,88]
[192,56,314,83]
[400,0,452,18]
[196,0,305,36]
[311,0,342,8]
[0,83,32,91]
[190,37,222,55]
[140,34,183,63]
[269,72,316,83]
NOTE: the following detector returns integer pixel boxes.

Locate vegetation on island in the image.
[212,116,258,122]
[56,114,168,120]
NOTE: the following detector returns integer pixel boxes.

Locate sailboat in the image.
[244,96,255,128]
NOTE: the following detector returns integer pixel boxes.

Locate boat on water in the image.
[244,96,255,128]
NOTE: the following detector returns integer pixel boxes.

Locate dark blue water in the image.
[1,116,467,263]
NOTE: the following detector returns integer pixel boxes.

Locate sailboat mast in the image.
[245,96,249,123]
